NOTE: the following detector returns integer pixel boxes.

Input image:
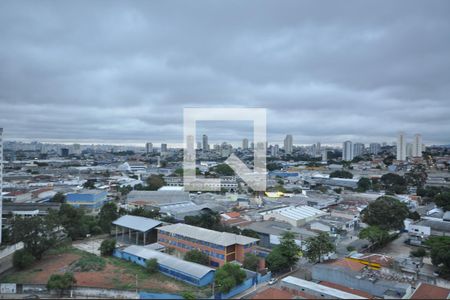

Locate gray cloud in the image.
[0,0,449,146]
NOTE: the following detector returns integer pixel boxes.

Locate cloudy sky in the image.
[1,1,449,146]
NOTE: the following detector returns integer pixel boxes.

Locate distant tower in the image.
[321,149,328,162]
[146,142,153,154]
[342,141,353,161]
[284,134,293,155]
[202,134,209,151]
[0,128,3,244]
[369,143,381,155]
[160,143,167,156]
[353,143,365,157]
[242,138,249,150]
[397,132,407,161]
[412,134,423,157]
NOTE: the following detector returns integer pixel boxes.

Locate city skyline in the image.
[1,1,450,145]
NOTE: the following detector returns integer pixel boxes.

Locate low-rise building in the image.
[259,205,327,227]
[65,189,107,213]
[157,223,258,267]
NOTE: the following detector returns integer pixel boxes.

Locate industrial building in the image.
[259,205,327,227]
[114,245,215,287]
[65,189,107,213]
[157,223,258,267]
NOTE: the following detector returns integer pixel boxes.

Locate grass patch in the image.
[70,255,106,272]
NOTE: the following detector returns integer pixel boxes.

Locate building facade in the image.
[66,189,107,213]
[284,134,293,155]
[0,128,3,244]
[157,223,258,267]
[412,133,423,157]
[397,132,407,161]
[342,140,353,161]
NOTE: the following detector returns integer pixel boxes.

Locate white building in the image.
[342,140,353,161]
[412,134,423,157]
[146,142,153,154]
[369,143,381,155]
[284,134,293,155]
[242,138,249,150]
[259,205,327,227]
[397,132,407,161]
[353,143,365,157]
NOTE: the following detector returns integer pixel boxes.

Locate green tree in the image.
[330,170,353,179]
[47,273,76,295]
[242,253,259,271]
[266,247,288,272]
[357,177,372,192]
[214,263,246,294]
[410,247,427,258]
[267,232,301,272]
[146,258,159,273]
[404,164,428,189]
[360,196,409,230]
[434,192,450,212]
[304,232,335,263]
[99,239,116,256]
[241,229,259,239]
[185,210,222,231]
[98,202,119,233]
[83,179,96,189]
[425,236,450,278]
[11,213,60,260]
[146,175,166,190]
[380,173,407,194]
[13,249,35,270]
[50,192,66,203]
[184,250,210,266]
[181,291,196,300]
[359,226,390,248]
[58,204,90,240]
[213,164,235,176]
[129,207,160,219]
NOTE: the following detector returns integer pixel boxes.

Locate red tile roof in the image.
[410,283,450,299]
[329,258,366,272]
[224,211,241,218]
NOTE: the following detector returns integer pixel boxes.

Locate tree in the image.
[13,249,35,270]
[241,229,259,239]
[11,213,60,260]
[129,207,160,219]
[404,164,428,189]
[359,226,390,248]
[58,204,90,240]
[98,202,119,233]
[357,177,372,192]
[181,291,196,300]
[304,232,335,263]
[146,175,165,190]
[185,210,222,231]
[214,263,246,294]
[83,179,96,189]
[146,258,159,273]
[50,192,66,203]
[410,247,427,258]
[242,253,259,271]
[267,232,301,272]
[330,170,353,179]
[408,211,421,221]
[360,196,409,230]
[184,250,209,266]
[99,239,116,256]
[380,173,407,194]
[425,236,450,278]
[47,273,76,295]
[434,192,450,212]
[213,164,235,176]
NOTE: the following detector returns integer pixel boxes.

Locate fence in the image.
[214,271,271,299]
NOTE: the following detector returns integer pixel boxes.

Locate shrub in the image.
[13,249,35,270]
[411,247,427,258]
[146,258,158,273]
[99,239,116,256]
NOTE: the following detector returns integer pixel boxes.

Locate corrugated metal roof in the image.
[158,223,259,247]
[122,245,214,279]
[112,215,161,232]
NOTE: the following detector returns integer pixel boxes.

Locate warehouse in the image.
[114,245,215,287]
[112,215,162,245]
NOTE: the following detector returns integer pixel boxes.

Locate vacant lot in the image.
[0,245,211,297]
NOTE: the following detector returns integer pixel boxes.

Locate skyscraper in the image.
[342,140,353,161]
[369,143,381,155]
[161,143,168,155]
[284,134,293,155]
[202,134,209,151]
[397,132,407,161]
[146,142,153,154]
[242,138,249,150]
[0,128,3,244]
[412,134,423,157]
[353,143,365,157]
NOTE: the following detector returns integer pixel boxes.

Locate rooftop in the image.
[157,223,258,247]
[112,215,162,232]
[122,245,214,279]
[410,282,450,299]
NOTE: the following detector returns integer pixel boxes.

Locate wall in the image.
[139,292,183,299]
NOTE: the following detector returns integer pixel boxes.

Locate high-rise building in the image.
[242,138,249,150]
[284,134,293,155]
[202,134,209,151]
[369,143,381,155]
[315,142,321,156]
[321,149,328,162]
[146,142,153,154]
[396,132,407,161]
[412,134,423,157]
[0,128,3,244]
[353,143,365,157]
[271,144,279,157]
[221,142,232,158]
[342,140,353,161]
[161,143,168,154]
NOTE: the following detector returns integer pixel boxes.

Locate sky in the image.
[1,0,450,146]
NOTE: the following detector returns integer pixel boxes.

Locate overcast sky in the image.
[1,1,449,146]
